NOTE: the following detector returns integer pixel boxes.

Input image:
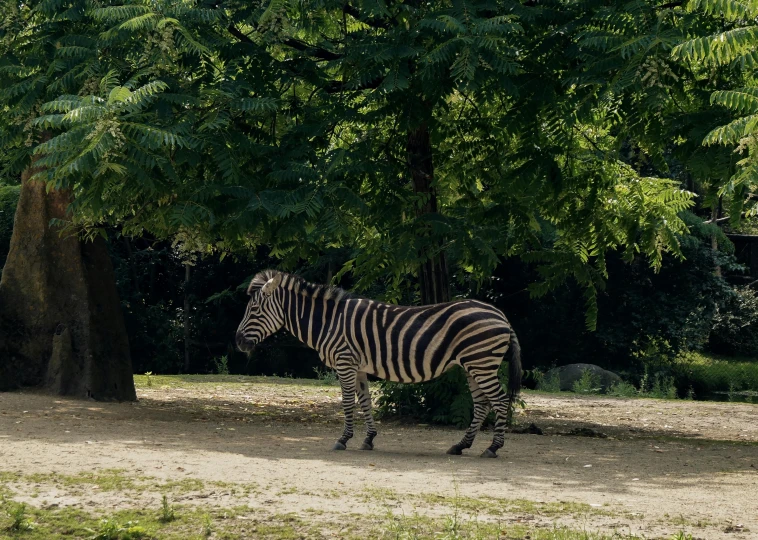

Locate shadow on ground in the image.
[1,387,757,504]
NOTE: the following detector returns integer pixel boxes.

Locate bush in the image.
[533,369,561,393]
[607,380,638,397]
[572,369,602,394]
[468,213,738,380]
[708,286,758,357]
[673,352,758,398]
[377,367,472,427]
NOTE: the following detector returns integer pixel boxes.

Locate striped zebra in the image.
[235,270,522,458]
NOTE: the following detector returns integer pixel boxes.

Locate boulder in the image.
[546,363,622,393]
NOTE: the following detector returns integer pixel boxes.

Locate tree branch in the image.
[342,3,391,30]
[655,1,684,9]
[228,22,254,44]
[281,38,342,61]
[228,22,341,62]
[324,75,384,93]
[705,212,746,224]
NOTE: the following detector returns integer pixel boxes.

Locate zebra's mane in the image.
[247,270,351,301]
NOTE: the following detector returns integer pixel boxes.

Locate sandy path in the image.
[1,378,757,539]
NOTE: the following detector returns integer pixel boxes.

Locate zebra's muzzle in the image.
[236,331,256,353]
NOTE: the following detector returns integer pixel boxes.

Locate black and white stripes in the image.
[236,270,522,457]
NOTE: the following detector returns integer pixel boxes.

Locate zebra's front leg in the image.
[356,371,377,450]
[333,365,358,450]
[447,374,491,455]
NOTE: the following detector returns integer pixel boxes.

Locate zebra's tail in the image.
[506,328,522,399]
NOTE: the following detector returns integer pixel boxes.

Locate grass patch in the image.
[0,499,308,540]
[528,353,758,403]
[0,501,205,540]
[25,469,141,492]
[363,487,613,520]
[12,469,211,496]
[676,352,758,399]
[132,374,340,390]
[415,493,611,519]
[373,509,662,539]
[0,469,252,506]
[0,491,707,540]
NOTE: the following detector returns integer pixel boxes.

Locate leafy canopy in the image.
[0,0,719,329]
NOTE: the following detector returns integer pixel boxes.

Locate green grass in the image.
[374,509,694,540]
[0,495,698,540]
[677,352,758,397]
[0,469,241,500]
[25,469,142,492]
[132,373,341,390]
[413,493,613,519]
[529,353,758,402]
[0,499,309,540]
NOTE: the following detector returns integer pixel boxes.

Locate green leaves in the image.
[674,0,758,227]
[673,27,758,64]
[687,0,758,22]
[0,0,734,333]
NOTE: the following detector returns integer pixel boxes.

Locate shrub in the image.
[709,286,758,357]
[377,367,472,428]
[89,519,148,540]
[673,352,758,398]
[572,369,601,394]
[159,495,175,523]
[533,369,561,393]
[313,366,338,385]
[213,355,229,375]
[607,380,638,397]
[4,501,34,532]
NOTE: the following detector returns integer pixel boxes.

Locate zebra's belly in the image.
[361,353,458,384]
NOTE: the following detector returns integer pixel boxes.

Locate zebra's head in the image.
[235,271,285,353]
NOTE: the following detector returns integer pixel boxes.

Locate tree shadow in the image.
[1,389,756,501]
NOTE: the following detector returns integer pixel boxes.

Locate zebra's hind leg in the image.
[333,364,358,450]
[469,369,512,458]
[356,371,377,450]
[447,374,490,455]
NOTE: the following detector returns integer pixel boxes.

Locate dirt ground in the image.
[1,375,757,539]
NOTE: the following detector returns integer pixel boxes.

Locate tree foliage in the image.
[3,0,758,416]
[0,0,711,331]
[673,0,758,223]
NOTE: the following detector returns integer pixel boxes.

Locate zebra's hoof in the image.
[332,442,347,451]
[360,442,374,451]
[446,445,463,455]
[480,449,498,458]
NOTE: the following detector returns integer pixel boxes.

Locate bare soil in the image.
[1,376,757,539]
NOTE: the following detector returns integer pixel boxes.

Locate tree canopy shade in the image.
[0,0,715,332]
[673,0,758,225]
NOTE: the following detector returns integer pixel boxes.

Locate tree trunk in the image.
[407,121,450,305]
[0,161,136,400]
[183,263,192,373]
[712,199,721,277]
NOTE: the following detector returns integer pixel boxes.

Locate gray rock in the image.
[545,363,622,393]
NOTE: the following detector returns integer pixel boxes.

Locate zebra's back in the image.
[341,298,513,383]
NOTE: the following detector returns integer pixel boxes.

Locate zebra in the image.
[235,270,522,458]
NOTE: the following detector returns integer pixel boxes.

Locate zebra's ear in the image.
[261,273,282,295]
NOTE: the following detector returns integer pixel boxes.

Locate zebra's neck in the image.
[280,287,340,353]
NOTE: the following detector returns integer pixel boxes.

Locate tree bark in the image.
[711,199,721,277]
[183,263,192,373]
[0,160,136,400]
[407,121,450,305]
